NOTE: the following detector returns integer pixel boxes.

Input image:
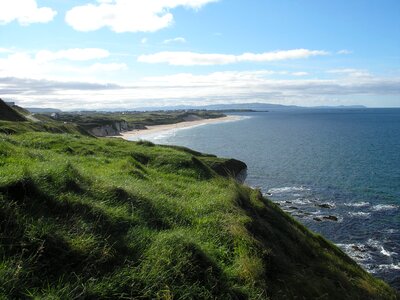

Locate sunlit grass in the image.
[0,131,397,299]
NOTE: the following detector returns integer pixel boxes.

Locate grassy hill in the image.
[0,99,25,122]
[0,123,398,299]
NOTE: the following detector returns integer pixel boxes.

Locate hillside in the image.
[0,99,25,122]
[51,110,226,137]
[0,123,398,299]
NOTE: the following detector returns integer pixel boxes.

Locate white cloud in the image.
[0,49,123,80]
[0,48,13,53]
[0,0,56,25]
[327,68,371,78]
[291,72,309,76]
[163,37,187,44]
[88,63,127,72]
[138,49,329,66]
[65,0,218,33]
[35,48,110,62]
[337,49,353,55]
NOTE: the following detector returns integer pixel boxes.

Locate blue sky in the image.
[0,0,399,109]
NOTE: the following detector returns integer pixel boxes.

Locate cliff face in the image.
[88,121,146,136]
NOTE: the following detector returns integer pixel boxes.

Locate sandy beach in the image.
[115,115,242,140]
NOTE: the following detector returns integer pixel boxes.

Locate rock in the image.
[313,217,322,222]
[288,206,298,210]
[317,203,333,209]
[285,201,292,204]
[351,245,366,252]
[323,215,338,221]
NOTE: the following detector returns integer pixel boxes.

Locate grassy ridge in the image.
[50,110,225,132]
[0,128,398,299]
[0,101,25,122]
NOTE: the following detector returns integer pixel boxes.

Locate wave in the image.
[371,204,399,211]
[337,239,398,266]
[290,198,312,205]
[268,186,311,194]
[366,263,400,273]
[344,201,370,207]
[336,243,372,262]
[384,229,399,234]
[380,246,397,257]
[366,239,398,257]
[348,212,371,218]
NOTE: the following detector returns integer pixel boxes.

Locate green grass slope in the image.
[0,100,25,122]
[0,129,398,299]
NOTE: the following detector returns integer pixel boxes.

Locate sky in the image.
[0,0,399,110]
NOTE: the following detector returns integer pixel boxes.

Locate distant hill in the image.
[179,103,367,111]
[26,107,62,113]
[313,105,367,109]
[102,102,367,112]
[0,99,25,121]
[12,104,31,116]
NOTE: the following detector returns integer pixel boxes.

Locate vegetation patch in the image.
[0,121,398,299]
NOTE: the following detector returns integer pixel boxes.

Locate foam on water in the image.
[344,202,370,207]
[292,198,312,205]
[348,212,371,218]
[268,186,311,193]
[371,204,399,211]
[337,243,373,262]
[380,247,397,257]
[366,264,400,274]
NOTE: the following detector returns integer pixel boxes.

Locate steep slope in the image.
[0,99,25,121]
[0,130,398,299]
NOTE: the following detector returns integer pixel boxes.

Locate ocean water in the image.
[129,109,400,288]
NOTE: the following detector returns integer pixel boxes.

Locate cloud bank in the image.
[138,49,329,66]
[1,71,399,110]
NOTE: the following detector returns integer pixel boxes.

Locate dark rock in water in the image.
[285,201,292,204]
[323,215,338,221]
[288,206,298,210]
[317,203,333,209]
[352,245,366,252]
[313,217,322,222]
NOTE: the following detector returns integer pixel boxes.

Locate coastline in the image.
[114,115,242,140]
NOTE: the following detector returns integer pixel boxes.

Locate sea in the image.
[128,108,400,289]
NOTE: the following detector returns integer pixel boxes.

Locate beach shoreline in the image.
[113,115,242,140]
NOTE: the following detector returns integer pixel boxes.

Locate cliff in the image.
[0,99,26,122]
[44,110,226,137]
[87,121,146,137]
[0,125,398,299]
